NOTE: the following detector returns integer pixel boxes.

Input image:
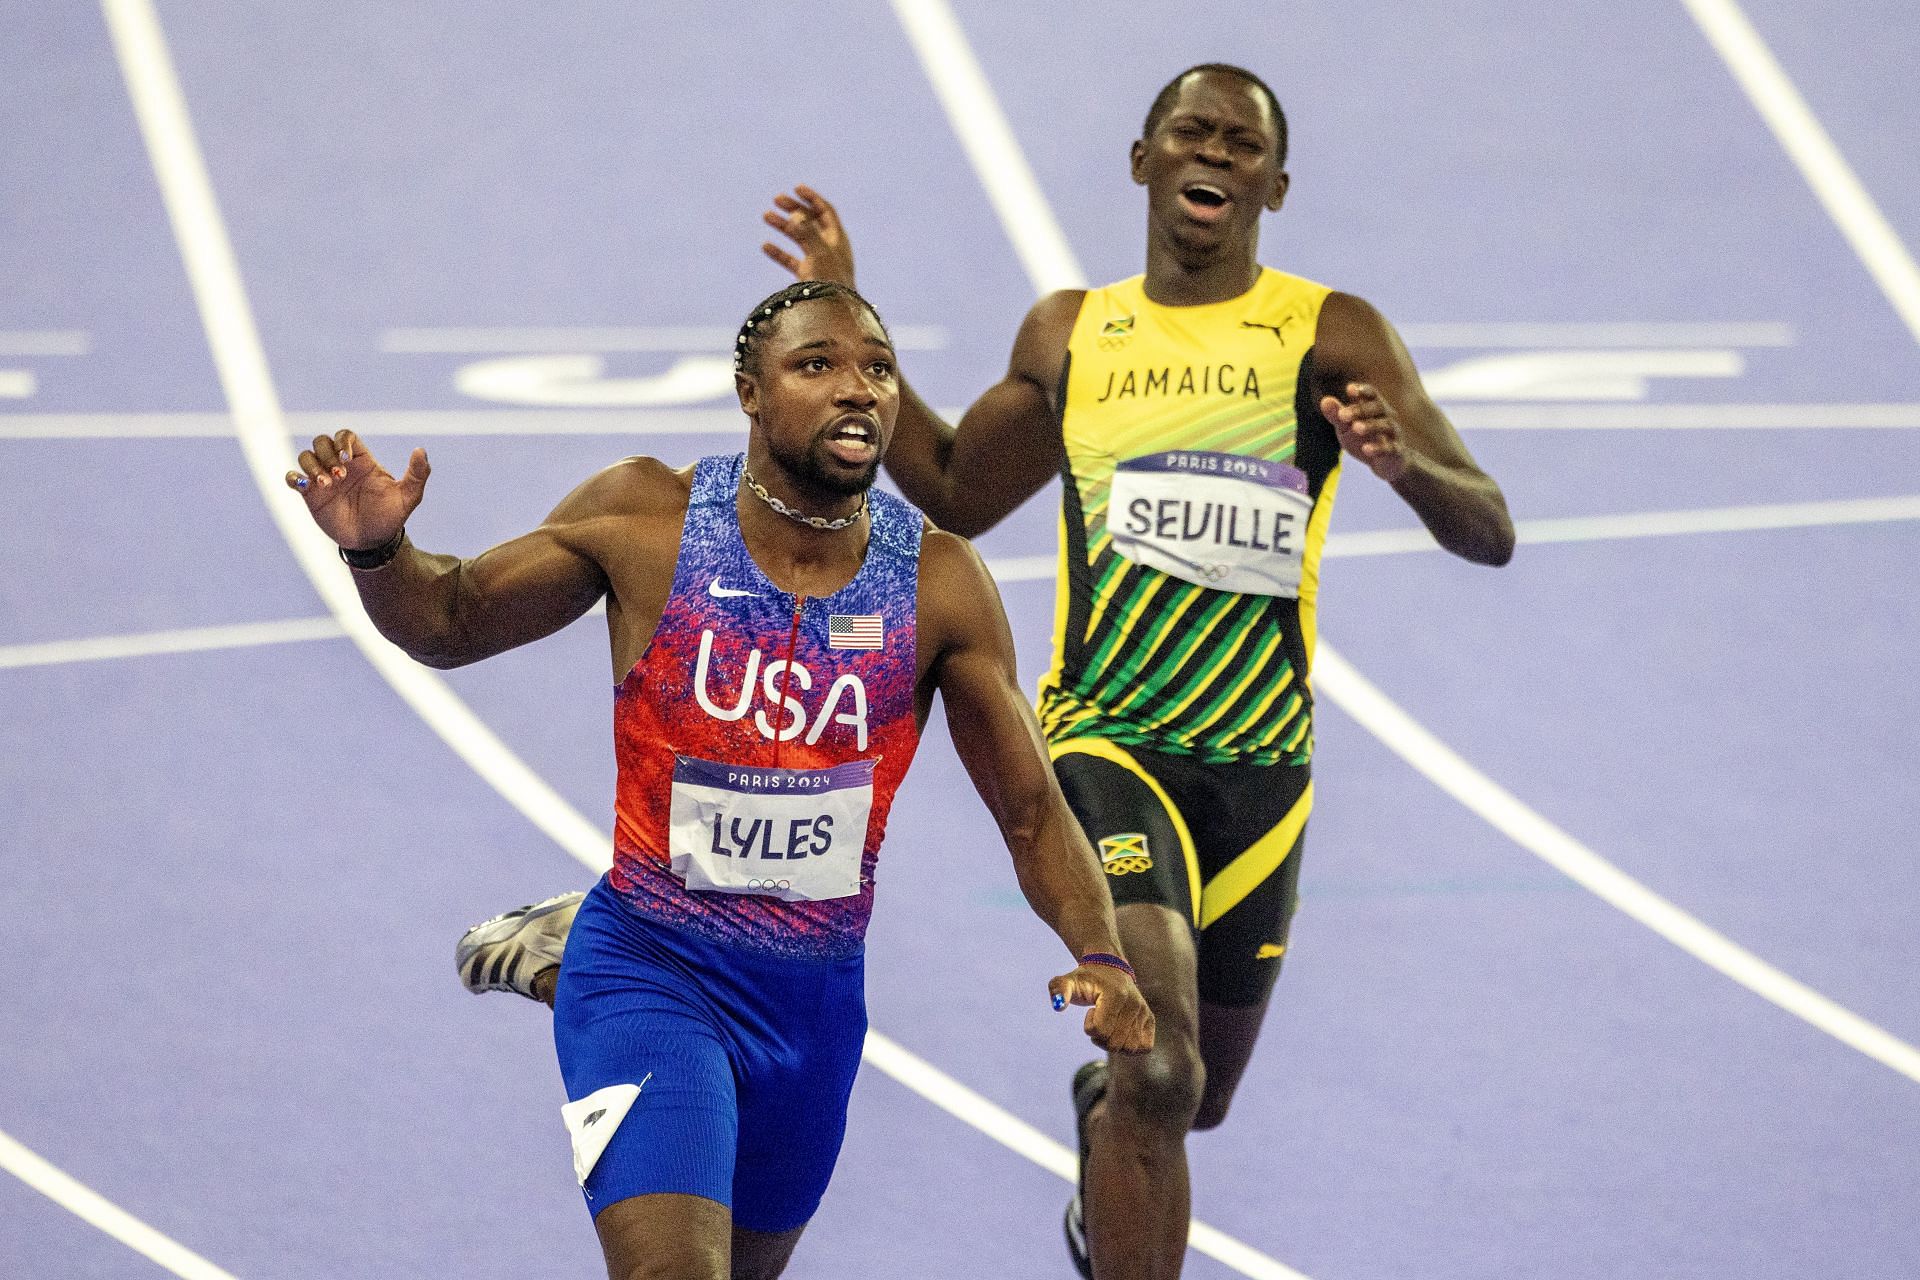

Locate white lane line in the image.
[0,1129,239,1280]
[0,413,235,438]
[889,0,1087,296]
[0,406,967,440]
[859,1035,1074,1180]
[1398,321,1794,348]
[1682,0,1920,347]
[1487,493,1920,549]
[105,0,610,873]
[381,325,949,353]
[110,7,1193,1277]
[1312,644,1920,1085]
[1326,492,1920,560]
[20,485,1920,669]
[0,618,344,670]
[859,1039,1306,1280]
[0,410,744,439]
[989,494,1920,579]
[984,554,1062,583]
[286,409,747,437]
[1450,402,1920,429]
[0,331,92,356]
[8,402,1920,440]
[8,481,1902,675]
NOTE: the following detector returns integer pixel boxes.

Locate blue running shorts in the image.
[552,877,867,1233]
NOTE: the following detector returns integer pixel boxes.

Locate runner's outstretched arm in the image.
[286,428,619,667]
[759,185,1073,537]
[919,530,1154,1054]
[1313,292,1516,565]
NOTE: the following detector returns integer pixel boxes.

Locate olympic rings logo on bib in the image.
[1107,449,1312,599]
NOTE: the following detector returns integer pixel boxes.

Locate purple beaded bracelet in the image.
[1078,952,1136,979]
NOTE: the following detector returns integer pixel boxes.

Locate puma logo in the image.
[1240,319,1292,346]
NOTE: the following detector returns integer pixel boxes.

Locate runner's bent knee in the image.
[1108,1034,1206,1132]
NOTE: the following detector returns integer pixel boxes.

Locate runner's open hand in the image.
[1321,382,1410,483]
[1050,964,1155,1055]
[760,185,857,287]
[285,429,430,550]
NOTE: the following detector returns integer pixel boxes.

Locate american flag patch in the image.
[828,614,884,650]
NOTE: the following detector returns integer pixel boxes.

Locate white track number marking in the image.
[0,370,37,398]
[454,353,735,406]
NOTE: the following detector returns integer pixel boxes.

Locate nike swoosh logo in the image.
[708,577,759,599]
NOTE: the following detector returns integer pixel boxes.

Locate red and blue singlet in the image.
[606,453,922,960]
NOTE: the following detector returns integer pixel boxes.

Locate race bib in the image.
[1108,450,1312,597]
[668,755,874,902]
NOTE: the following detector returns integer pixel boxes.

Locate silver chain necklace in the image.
[741,466,868,531]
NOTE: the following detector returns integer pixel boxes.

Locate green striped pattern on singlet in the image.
[1036,270,1338,765]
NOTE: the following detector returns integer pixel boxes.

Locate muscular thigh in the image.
[727,952,867,1235]
[554,886,741,1218]
[1053,743,1211,1065]
[1052,745,1199,930]
[554,883,866,1243]
[1052,743,1311,1009]
[1191,759,1311,1008]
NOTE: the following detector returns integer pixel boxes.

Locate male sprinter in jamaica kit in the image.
[754,66,1515,1279]
[287,280,1153,1280]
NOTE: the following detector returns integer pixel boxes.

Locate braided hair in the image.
[732,280,891,375]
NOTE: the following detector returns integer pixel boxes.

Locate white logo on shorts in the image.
[561,1076,650,1186]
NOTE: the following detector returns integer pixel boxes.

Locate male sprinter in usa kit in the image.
[287,280,1153,1280]
[754,65,1515,1279]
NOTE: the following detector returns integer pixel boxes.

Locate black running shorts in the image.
[1051,740,1310,1007]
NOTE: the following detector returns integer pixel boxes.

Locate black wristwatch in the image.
[339,527,406,571]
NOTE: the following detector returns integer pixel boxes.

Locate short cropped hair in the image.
[1142,63,1288,166]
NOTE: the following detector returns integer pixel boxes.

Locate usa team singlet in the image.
[553,452,923,1231]
[605,452,922,957]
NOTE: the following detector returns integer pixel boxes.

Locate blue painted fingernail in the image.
[295,476,309,490]
[1052,993,1067,1011]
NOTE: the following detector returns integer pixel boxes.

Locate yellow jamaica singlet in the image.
[1035,269,1341,766]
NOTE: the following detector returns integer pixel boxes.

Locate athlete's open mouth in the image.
[823,415,879,464]
[1178,183,1232,224]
